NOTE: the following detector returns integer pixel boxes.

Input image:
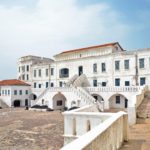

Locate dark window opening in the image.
[102,82,106,87]
[102,63,106,72]
[78,66,83,76]
[116,96,120,104]
[93,63,97,73]
[125,81,130,86]
[140,77,145,86]
[115,78,120,86]
[59,68,69,78]
[57,100,62,106]
[93,80,97,87]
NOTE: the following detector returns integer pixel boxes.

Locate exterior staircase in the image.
[73,74,90,87]
[137,92,150,118]
[31,74,104,111]
[0,99,9,108]
[66,74,78,86]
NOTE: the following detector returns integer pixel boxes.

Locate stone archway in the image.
[52,92,66,110]
[91,94,104,102]
[14,100,21,107]
[108,94,128,109]
[29,93,37,100]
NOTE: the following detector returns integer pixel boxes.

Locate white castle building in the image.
[16,42,150,125]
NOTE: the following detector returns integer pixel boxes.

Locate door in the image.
[14,100,20,107]
[78,66,83,76]
[25,99,28,106]
[125,99,128,108]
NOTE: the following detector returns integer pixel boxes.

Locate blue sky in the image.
[0,0,150,79]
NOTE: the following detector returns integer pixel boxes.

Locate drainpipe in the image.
[135,53,139,86]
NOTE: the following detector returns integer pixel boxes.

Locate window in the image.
[34,70,36,77]
[5,90,7,95]
[39,84,41,88]
[42,99,44,105]
[34,82,36,88]
[50,83,54,87]
[93,63,97,73]
[46,82,49,88]
[140,77,145,86]
[46,69,49,77]
[59,68,69,78]
[93,79,97,87]
[38,69,41,77]
[2,90,4,95]
[8,90,10,95]
[116,96,120,104]
[22,74,25,80]
[51,68,54,76]
[115,78,120,86]
[78,66,83,76]
[59,81,63,87]
[57,100,62,106]
[139,58,145,69]
[124,60,129,70]
[22,66,25,72]
[125,81,130,86]
[102,82,106,87]
[19,90,22,95]
[101,63,106,72]
[25,90,28,95]
[26,74,29,80]
[115,61,120,71]
[14,90,17,95]
[26,65,29,71]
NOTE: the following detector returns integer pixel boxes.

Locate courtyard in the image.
[0,108,64,150]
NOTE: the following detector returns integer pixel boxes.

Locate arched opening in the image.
[77,100,81,107]
[71,101,76,107]
[92,94,104,102]
[109,94,128,109]
[72,118,76,136]
[87,120,91,132]
[52,92,66,110]
[25,99,28,106]
[14,100,20,107]
[29,93,37,100]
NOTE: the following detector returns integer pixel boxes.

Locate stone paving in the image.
[120,118,150,150]
[0,108,64,150]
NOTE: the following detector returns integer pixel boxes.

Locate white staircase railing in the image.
[73,74,90,87]
[66,74,79,87]
[72,86,104,111]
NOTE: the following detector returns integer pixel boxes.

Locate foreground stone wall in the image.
[61,111,128,150]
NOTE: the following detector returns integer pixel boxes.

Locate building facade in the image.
[0,79,31,107]
[17,42,150,124]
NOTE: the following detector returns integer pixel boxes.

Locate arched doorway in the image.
[92,94,104,102]
[29,93,37,100]
[108,94,128,109]
[14,100,20,107]
[52,92,66,110]
[71,101,76,107]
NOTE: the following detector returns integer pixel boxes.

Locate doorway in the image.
[25,99,28,106]
[78,66,83,76]
[14,100,20,107]
[125,99,128,108]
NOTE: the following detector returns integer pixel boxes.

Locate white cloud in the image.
[0,0,131,79]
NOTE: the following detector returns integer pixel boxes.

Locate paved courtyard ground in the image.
[0,108,64,150]
[120,118,150,150]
